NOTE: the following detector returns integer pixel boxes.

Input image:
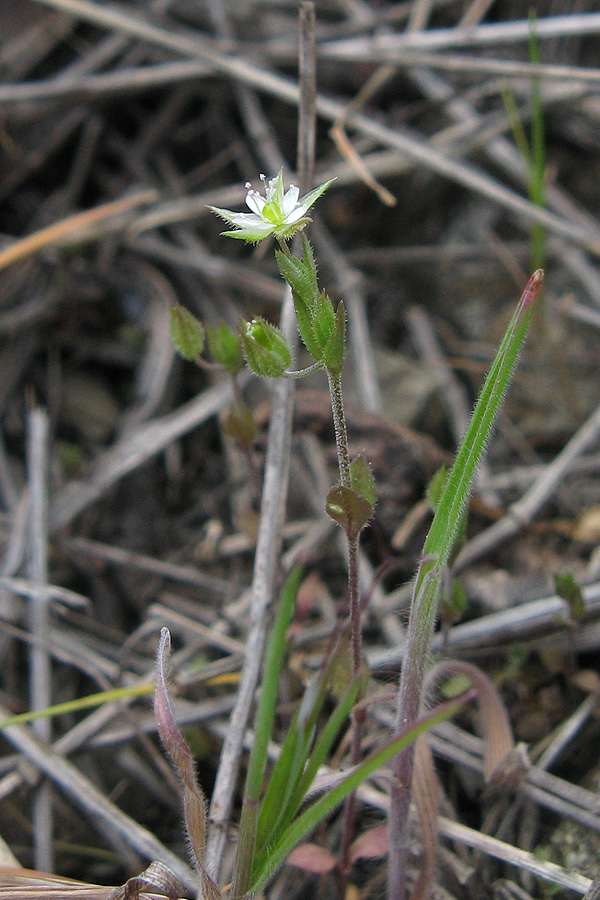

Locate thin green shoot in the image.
[528,12,546,273]
[423,270,543,577]
[501,13,546,273]
[0,682,154,732]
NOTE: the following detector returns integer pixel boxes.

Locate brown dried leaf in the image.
[154,629,208,873]
[349,825,389,863]
[572,669,600,694]
[286,843,338,874]
[411,737,440,900]
[427,660,514,782]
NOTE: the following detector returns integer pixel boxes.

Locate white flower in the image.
[209,171,334,243]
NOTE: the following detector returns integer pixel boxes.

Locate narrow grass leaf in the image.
[233,567,301,897]
[255,636,350,852]
[423,270,543,576]
[0,683,154,732]
[270,672,365,846]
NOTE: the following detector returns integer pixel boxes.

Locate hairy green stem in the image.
[388,561,440,899]
[326,367,366,883]
[283,361,325,379]
[327,369,351,488]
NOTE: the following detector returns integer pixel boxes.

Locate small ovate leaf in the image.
[323,300,346,375]
[326,485,372,537]
[223,403,257,449]
[349,454,375,513]
[240,317,291,378]
[170,304,205,361]
[554,573,584,621]
[349,825,389,863]
[426,466,448,511]
[206,322,242,375]
[286,843,338,873]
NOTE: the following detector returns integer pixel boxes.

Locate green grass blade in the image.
[254,703,306,852]
[248,693,471,894]
[244,566,302,806]
[233,566,302,898]
[422,270,543,579]
[528,12,546,272]
[269,673,365,848]
[255,635,349,852]
[501,85,530,168]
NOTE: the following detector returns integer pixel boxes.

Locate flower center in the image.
[262,201,282,225]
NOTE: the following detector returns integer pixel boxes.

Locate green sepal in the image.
[170,304,205,361]
[206,322,243,376]
[240,317,291,379]
[312,292,335,353]
[323,300,346,375]
[276,238,321,361]
[275,236,318,308]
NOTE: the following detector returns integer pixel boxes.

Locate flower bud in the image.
[323,300,346,375]
[240,317,291,378]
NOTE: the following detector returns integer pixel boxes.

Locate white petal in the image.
[246,192,266,216]
[282,185,300,215]
[285,207,309,224]
[225,211,266,227]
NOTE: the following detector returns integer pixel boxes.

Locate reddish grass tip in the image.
[522,268,544,309]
